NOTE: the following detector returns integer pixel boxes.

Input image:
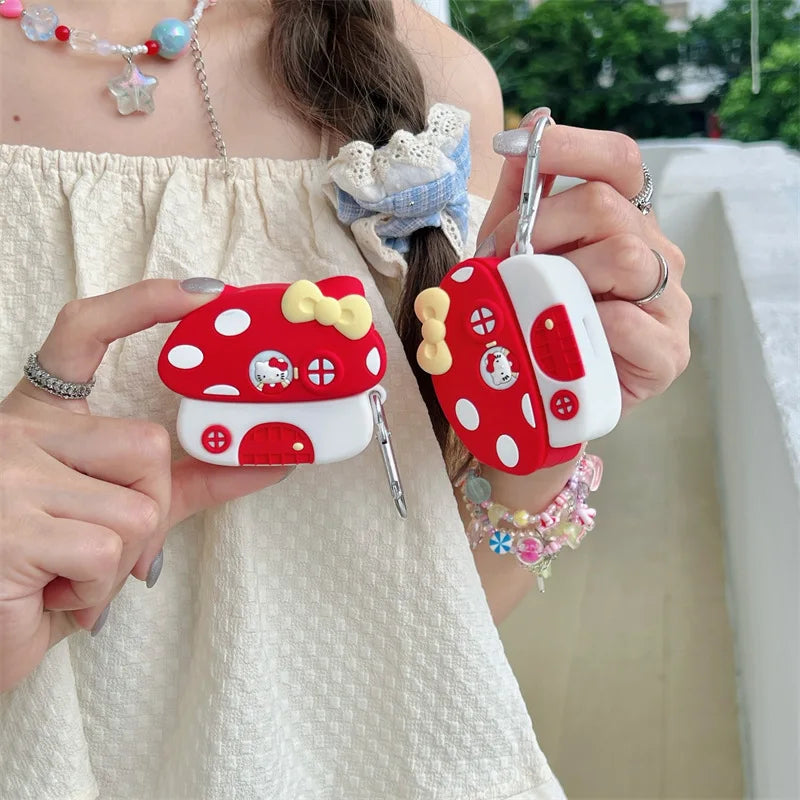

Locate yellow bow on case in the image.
[414,287,452,375]
[281,280,373,341]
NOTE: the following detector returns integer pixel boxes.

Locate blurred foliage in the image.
[686,0,800,86]
[718,39,800,148]
[687,0,800,147]
[450,0,691,138]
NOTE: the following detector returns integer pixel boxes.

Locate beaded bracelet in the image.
[455,452,603,592]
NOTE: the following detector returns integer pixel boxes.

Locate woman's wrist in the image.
[478,448,583,515]
[456,444,601,593]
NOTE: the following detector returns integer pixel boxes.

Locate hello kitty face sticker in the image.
[250,350,294,391]
[480,345,519,391]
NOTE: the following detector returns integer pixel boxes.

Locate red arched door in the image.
[238,423,315,465]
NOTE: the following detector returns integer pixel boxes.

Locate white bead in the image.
[69,29,98,53]
[95,39,114,56]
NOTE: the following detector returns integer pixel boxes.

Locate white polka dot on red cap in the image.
[168,344,203,369]
[455,398,479,431]
[366,347,381,375]
[214,309,251,336]
[521,393,536,428]
[496,434,519,468]
[203,384,240,396]
[451,266,474,283]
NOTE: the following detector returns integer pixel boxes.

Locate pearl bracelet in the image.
[455,452,603,592]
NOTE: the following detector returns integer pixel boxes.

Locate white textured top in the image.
[0,144,564,800]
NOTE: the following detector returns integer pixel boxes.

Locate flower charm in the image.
[489,531,513,555]
[107,60,158,115]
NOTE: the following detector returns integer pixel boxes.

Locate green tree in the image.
[718,39,800,148]
[687,0,799,84]
[451,0,684,138]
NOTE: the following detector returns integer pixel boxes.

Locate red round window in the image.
[202,425,232,454]
[549,390,579,421]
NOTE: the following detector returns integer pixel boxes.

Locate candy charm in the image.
[108,59,158,115]
[517,538,542,565]
[20,5,58,40]
[489,531,513,555]
[456,451,603,591]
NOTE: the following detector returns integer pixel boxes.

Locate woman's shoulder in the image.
[393,0,505,199]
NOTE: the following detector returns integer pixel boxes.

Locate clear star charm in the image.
[107,60,158,115]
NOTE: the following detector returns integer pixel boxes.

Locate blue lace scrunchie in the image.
[327,104,471,278]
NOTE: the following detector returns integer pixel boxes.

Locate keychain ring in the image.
[511,115,555,257]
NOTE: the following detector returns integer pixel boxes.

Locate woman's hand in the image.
[477,110,692,411]
[0,279,289,692]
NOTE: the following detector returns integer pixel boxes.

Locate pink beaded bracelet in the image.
[455,452,603,592]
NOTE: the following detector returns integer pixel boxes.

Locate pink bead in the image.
[517,538,543,564]
[539,512,556,529]
[576,507,596,528]
[0,0,23,18]
[544,541,561,555]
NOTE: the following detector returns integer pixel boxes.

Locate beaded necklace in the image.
[0,0,215,115]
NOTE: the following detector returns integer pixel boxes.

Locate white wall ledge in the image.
[643,139,800,799]
[654,141,800,483]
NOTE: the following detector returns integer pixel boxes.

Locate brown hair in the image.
[266,0,466,473]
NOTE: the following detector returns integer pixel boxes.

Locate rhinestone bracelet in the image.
[455,452,603,592]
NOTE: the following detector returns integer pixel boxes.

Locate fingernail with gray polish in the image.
[474,234,496,258]
[146,550,164,589]
[493,128,536,157]
[519,106,551,128]
[180,277,224,294]
[494,107,552,157]
[91,605,110,637]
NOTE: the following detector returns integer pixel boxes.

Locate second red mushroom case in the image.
[158,276,388,467]
[415,254,622,475]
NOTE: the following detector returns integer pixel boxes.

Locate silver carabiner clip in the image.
[369,390,408,519]
[511,115,555,257]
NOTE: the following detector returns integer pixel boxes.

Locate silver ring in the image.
[633,250,669,306]
[23,352,96,399]
[629,162,654,215]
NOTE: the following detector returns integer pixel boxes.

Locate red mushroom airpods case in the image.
[158,277,388,467]
[415,253,622,475]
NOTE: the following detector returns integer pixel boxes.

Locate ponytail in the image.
[267,0,466,469]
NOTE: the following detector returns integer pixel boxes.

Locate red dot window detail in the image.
[550,390,579,421]
[307,358,336,386]
[202,425,232,454]
[470,306,496,336]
